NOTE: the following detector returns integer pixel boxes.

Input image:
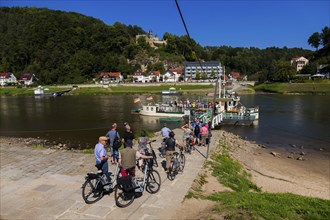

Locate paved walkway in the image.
[0,129,219,219]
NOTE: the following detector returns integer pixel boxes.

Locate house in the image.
[229,72,240,81]
[162,70,179,82]
[132,70,146,83]
[184,61,222,81]
[18,73,36,86]
[291,57,309,71]
[0,72,17,86]
[99,72,123,84]
[147,71,160,82]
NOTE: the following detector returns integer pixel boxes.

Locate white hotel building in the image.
[184,61,223,80]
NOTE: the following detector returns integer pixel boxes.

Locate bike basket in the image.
[117,176,139,191]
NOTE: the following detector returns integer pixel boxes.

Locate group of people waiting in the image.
[94,119,212,183]
[93,122,152,188]
[160,120,212,173]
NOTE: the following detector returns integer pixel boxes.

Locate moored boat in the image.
[139,103,186,117]
[33,86,72,97]
[162,87,179,96]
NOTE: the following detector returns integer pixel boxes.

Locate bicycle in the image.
[114,157,161,208]
[159,139,166,158]
[167,146,185,181]
[81,160,120,204]
[146,140,158,167]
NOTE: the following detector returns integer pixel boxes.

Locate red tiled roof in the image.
[169,68,183,74]
[19,73,34,81]
[229,72,240,79]
[150,71,160,76]
[292,56,306,61]
[99,72,121,77]
[109,72,121,77]
[0,72,13,79]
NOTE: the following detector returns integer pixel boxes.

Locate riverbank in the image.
[1,80,330,96]
[177,130,330,219]
[254,80,330,94]
[1,128,329,219]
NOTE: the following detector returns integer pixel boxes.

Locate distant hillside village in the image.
[0,58,329,87]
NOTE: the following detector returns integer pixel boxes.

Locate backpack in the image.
[112,132,122,150]
[194,124,200,134]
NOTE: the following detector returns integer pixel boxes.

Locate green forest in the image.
[0,7,329,84]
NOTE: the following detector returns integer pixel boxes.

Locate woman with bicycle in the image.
[118,139,152,177]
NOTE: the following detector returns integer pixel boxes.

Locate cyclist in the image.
[94,136,111,183]
[118,139,152,177]
[181,123,193,153]
[161,123,171,142]
[164,131,180,173]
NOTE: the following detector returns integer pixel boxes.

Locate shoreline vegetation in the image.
[1,80,330,96]
[1,128,329,219]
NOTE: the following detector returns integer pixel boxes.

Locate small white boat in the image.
[162,87,178,96]
[33,86,72,97]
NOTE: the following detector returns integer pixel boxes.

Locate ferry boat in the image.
[139,103,186,117]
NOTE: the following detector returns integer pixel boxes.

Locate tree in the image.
[320,26,330,48]
[274,61,296,82]
[308,32,320,50]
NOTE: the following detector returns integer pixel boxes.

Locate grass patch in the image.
[1,84,214,96]
[207,140,261,192]
[255,81,330,94]
[31,144,45,149]
[208,192,330,220]
[196,139,330,219]
[82,148,94,154]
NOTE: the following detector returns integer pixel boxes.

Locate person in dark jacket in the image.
[164,131,180,173]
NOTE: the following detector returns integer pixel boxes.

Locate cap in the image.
[99,136,109,141]
[124,122,128,126]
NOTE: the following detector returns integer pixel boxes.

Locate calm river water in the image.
[0,94,329,152]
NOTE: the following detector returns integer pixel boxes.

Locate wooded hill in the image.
[0,7,316,84]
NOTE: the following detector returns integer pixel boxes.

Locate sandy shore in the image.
[176,129,330,219]
[219,130,330,200]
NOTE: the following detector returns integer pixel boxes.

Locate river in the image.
[0,94,329,152]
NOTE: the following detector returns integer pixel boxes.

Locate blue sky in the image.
[1,0,329,50]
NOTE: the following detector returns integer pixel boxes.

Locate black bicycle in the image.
[81,162,120,204]
[114,157,161,208]
[146,140,158,167]
[167,146,185,181]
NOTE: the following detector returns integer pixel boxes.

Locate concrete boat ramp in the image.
[0,130,219,219]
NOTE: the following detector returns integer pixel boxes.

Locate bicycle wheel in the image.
[167,161,176,181]
[179,154,185,172]
[114,185,135,208]
[81,178,104,204]
[151,149,158,167]
[146,170,161,193]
